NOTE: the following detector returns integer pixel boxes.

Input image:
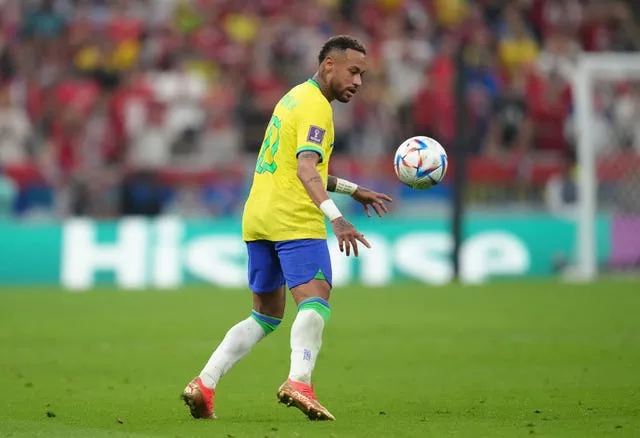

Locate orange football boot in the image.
[182,377,216,419]
[277,379,335,421]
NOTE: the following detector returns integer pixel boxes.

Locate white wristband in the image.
[319,199,342,221]
[335,178,358,195]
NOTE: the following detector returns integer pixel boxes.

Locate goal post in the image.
[572,53,640,281]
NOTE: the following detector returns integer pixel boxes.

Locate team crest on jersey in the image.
[307,126,325,145]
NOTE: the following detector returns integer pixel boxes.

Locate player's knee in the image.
[297,297,331,323]
[252,287,286,319]
[291,279,331,305]
[250,310,282,335]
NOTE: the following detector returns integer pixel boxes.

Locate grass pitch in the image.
[0,281,639,437]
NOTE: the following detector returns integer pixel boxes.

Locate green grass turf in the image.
[0,281,639,437]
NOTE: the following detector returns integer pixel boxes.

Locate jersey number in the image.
[256,116,281,174]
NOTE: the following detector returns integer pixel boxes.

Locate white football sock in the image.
[199,316,266,389]
[288,309,325,385]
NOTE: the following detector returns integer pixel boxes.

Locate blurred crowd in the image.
[0,0,639,219]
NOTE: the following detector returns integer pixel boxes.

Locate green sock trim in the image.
[250,311,282,335]
[298,300,331,323]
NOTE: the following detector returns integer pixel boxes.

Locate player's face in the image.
[328,49,367,103]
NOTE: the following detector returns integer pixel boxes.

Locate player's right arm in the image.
[296,151,332,207]
[296,152,370,257]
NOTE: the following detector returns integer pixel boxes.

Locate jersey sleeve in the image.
[294,102,332,163]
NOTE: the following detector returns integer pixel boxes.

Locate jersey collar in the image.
[306,78,321,90]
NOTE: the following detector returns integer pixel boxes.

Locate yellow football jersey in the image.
[242,79,335,242]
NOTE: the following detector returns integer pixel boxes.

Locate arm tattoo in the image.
[327,175,337,192]
[305,175,323,185]
[298,151,321,162]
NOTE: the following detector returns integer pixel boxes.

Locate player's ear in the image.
[324,55,334,72]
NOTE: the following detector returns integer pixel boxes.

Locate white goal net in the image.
[572,53,640,280]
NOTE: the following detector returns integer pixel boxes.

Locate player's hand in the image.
[330,217,371,257]
[351,187,393,218]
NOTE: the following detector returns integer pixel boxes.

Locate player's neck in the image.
[311,73,334,103]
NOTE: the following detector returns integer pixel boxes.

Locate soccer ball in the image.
[393,136,448,189]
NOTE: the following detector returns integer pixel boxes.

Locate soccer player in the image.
[182,35,392,421]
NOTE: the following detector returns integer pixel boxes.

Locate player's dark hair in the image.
[318,35,366,64]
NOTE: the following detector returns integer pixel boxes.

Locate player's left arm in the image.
[326,175,393,218]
